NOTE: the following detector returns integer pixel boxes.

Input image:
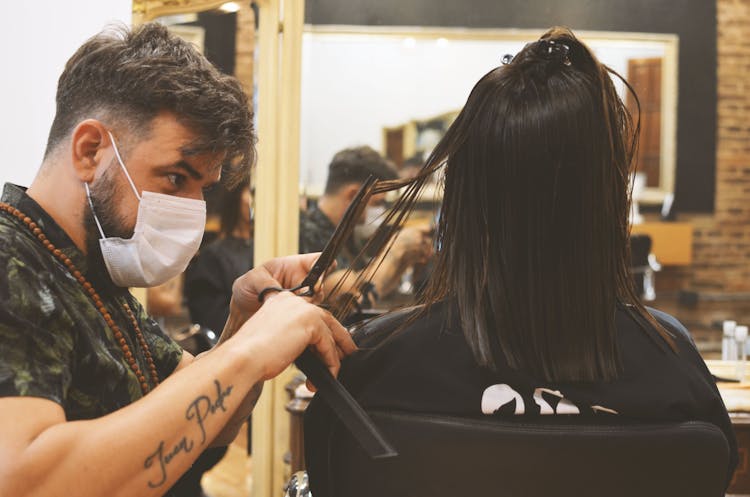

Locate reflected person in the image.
[299,146,431,304]
[186,182,255,335]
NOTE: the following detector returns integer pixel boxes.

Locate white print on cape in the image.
[591,405,618,415]
[481,384,525,414]
[533,388,580,414]
[481,384,618,415]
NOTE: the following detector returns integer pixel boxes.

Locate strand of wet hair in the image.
[320,159,445,320]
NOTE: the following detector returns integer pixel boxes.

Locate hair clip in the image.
[501,53,514,65]
[539,39,572,66]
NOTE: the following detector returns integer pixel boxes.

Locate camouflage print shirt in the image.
[0,183,183,420]
[299,204,363,270]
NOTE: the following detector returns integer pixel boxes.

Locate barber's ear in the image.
[343,184,361,202]
[70,120,112,183]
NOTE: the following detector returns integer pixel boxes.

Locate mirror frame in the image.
[133,0,229,23]
[132,1,304,496]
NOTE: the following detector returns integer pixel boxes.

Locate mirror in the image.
[145,2,257,235]
[133,0,284,495]
[300,27,677,201]
[297,25,678,313]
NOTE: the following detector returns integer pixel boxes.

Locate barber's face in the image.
[84,112,221,254]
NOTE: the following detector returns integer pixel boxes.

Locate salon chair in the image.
[287,410,729,497]
[172,323,219,355]
[630,233,661,301]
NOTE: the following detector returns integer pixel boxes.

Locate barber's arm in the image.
[0,272,354,497]
[179,252,327,445]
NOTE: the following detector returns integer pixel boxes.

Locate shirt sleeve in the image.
[299,212,331,254]
[0,254,75,405]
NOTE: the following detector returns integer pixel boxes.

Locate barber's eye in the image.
[166,173,187,188]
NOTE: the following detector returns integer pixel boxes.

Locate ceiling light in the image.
[219,2,241,13]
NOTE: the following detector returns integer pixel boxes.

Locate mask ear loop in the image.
[106,131,141,201]
[84,182,107,239]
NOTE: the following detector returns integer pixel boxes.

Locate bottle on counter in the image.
[723,320,738,361]
[736,325,748,382]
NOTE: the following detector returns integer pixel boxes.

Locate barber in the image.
[0,23,354,497]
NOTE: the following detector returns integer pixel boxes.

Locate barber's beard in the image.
[83,160,134,269]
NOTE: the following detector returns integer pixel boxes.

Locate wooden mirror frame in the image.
[133,0,229,23]
[132,1,305,496]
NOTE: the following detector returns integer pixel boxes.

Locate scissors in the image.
[256,174,397,459]
[258,174,378,304]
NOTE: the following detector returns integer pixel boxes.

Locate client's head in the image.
[422,27,668,382]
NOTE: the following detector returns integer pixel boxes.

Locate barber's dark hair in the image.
[415,27,675,382]
[45,22,254,187]
[324,146,397,194]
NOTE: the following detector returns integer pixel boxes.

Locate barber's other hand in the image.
[237,291,356,380]
[390,226,433,266]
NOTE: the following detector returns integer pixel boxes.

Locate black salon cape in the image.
[304,300,738,495]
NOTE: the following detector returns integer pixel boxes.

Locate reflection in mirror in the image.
[135,3,259,497]
[157,4,258,236]
[298,27,678,316]
[300,28,677,200]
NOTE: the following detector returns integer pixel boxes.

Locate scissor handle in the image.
[258,283,315,303]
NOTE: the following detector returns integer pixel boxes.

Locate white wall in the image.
[0,1,132,187]
[299,32,667,195]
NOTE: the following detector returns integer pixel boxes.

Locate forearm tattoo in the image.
[144,380,234,488]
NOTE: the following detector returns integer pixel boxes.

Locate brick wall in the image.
[688,0,750,293]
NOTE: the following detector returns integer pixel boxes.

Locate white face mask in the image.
[84,132,206,288]
[354,205,386,241]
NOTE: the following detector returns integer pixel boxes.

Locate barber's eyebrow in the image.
[158,160,204,180]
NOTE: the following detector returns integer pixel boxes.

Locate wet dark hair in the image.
[45,22,254,187]
[411,27,675,382]
[324,146,398,194]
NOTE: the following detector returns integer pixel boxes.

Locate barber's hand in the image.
[230,252,322,319]
[390,226,433,266]
[237,291,357,380]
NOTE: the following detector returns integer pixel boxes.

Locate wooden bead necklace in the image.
[0,202,159,395]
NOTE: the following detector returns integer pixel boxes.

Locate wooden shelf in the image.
[631,222,693,265]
